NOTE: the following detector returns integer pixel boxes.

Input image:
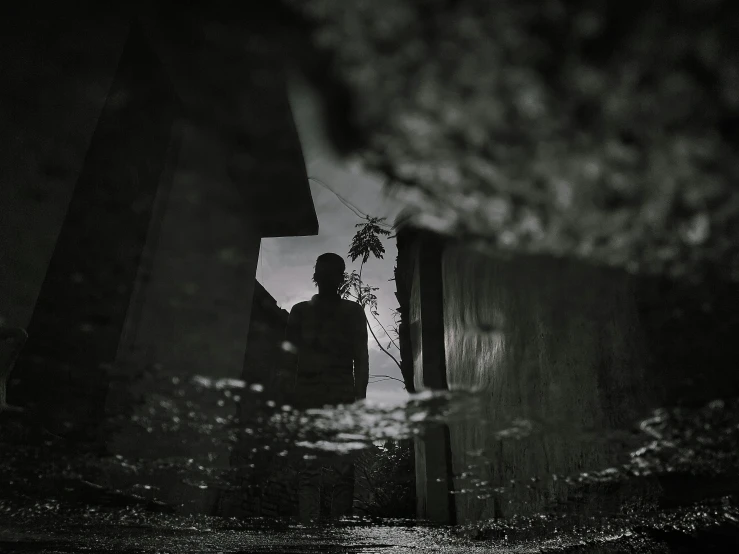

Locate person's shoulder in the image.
[289,301,310,314]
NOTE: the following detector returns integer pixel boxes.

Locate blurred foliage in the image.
[284,0,739,282]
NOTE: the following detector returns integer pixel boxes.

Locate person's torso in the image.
[294,296,359,397]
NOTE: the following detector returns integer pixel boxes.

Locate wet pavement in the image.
[0,521,476,554]
[3,385,739,552]
[2,503,739,553]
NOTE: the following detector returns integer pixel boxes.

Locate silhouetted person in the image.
[284,253,369,523]
[0,325,28,412]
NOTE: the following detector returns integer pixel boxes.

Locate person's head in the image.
[312,253,346,292]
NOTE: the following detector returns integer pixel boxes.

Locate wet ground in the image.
[4,5,739,552]
[0,519,481,554]
[2,500,739,553]
[2,379,739,552]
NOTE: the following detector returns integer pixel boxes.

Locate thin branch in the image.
[370,374,405,382]
[308,177,366,219]
[308,177,392,228]
[369,309,400,352]
[356,259,400,353]
[341,218,409,395]
[364,311,403,372]
[345,264,404,377]
[369,375,406,386]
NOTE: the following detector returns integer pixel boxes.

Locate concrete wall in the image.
[406,232,457,524]
[441,244,650,522]
[401,232,739,524]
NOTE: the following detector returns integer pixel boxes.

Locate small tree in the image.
[339,216,406,389]
[339,215,417,518]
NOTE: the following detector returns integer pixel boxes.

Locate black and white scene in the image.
[2,2,739,552]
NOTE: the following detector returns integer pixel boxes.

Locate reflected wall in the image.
[401,228,739,523]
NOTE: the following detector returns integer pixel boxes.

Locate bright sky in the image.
[257,75,408,402]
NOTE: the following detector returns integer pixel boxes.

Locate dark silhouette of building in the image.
[216,281,299,519]
[1,11,318,515]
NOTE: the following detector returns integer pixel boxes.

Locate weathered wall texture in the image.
[405,231,457,524]
[408,240,428,518]
[402,231,739,524]
[441,245,650,522]
[393,229,418,393]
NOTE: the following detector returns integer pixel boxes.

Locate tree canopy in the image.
[285,0,739,283]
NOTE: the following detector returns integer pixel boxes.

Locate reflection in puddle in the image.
[2,8,739,549]
[34,370,739,511]
[4,239,739,541]
[3,374,739,550]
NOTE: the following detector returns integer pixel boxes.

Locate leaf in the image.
[348,217,392,263]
